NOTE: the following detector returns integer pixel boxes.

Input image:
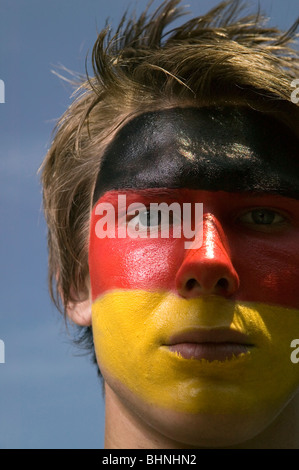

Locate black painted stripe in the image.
[93,107,299,204]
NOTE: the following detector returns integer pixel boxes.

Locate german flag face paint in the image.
[89,107,299,434]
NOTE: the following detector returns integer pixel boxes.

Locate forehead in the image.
[93,107,299,203]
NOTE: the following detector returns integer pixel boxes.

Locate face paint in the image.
[92,292,299,415]
[93,107,299,202]
[89,107,299,422]
[90,189,299,309]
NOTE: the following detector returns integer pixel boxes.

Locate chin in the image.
[104,371,292,449]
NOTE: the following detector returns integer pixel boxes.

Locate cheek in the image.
[89,233,184,300]
[230,231,299,309]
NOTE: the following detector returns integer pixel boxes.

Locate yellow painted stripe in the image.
[92,290,299,414]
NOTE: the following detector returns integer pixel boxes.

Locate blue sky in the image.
[0,0,298,449]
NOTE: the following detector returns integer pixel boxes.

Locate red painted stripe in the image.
[89,189,299,309]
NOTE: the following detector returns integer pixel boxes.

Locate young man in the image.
[41,0,299,448]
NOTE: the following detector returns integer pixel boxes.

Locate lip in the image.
[164,328,254,362]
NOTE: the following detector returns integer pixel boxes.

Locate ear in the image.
[66,298,92,326]
[66,285,92,327]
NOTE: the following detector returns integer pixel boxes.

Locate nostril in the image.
[184,277,230,295]
[216,278,229,291]
[185,278,198,291]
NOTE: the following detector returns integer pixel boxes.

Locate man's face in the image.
[88,107,299,446]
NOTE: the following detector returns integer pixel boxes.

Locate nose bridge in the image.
[176,214,239,298]
[199,214,229,261]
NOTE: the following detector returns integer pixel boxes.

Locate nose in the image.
[175,215,239,299]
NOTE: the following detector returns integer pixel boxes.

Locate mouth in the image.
[164,328,254,362]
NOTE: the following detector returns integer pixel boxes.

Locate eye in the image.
[130,208,177,228]
[238,208,287,230]
[137,209,162,228]
[127,206,181,237]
